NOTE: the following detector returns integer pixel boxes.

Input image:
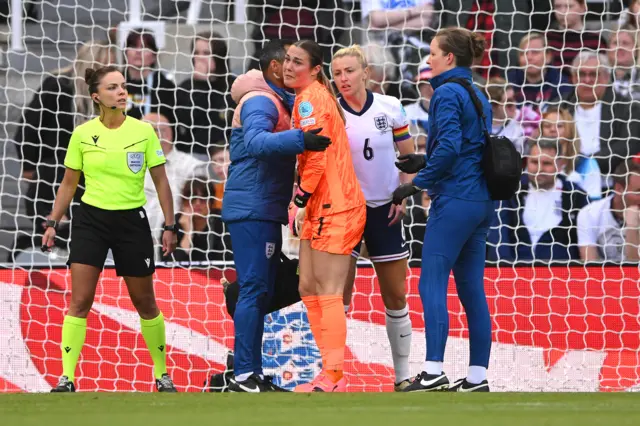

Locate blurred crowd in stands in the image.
[10,0,640,265]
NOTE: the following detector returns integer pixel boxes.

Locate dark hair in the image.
[292,39,346,123]
[126,28,158,52]
[193,31,229,78]
[613,156,640,188]
[435,28,485,68]
[528,136,563,157]
[84,65,121,113]
[181,178,215,209]
[259,39,292,72]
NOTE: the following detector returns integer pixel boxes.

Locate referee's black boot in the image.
[51,376,75,393]
[448,378,490,392]
[401,371,449,392]
[156,373,178,392]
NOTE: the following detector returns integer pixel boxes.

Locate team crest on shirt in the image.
[298,101,314,118]
[265,242,276,259]
[374,115,389,131]
[127,152,144,174]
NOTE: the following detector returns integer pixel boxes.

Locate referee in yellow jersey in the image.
[42,66,178,393]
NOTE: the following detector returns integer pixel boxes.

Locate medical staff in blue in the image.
[222,40,331,393]
[392,28,495,393]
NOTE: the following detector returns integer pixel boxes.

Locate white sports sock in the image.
[385,306,412,383]
[467,366,487,384]
[235,372,251,382]
[423,361,443,376]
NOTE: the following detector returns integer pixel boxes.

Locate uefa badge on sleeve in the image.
[265,242,275,259]
[127,152,144,174]
[298,101,313,118]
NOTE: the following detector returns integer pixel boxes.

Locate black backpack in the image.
[444,78,522,201]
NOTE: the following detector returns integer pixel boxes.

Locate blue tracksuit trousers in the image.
[420,195,494,368]
[228,220,282,376]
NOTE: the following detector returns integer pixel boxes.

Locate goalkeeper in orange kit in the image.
[284,40,366,392]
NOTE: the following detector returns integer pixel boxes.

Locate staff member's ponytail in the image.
[434,28,486,68]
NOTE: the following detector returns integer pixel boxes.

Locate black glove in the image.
[392,183,422,205]
[395,153,426,173]
[303,128,331,151]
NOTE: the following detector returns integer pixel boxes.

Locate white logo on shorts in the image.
[145,258,150,268]
[265,242,275,259]
[127,152,144,174]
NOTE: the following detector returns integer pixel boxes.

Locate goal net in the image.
[0,0,639,393]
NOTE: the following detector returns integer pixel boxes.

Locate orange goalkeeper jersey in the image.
[292,80,365,216]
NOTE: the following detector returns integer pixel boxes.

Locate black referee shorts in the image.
[68,202,155,277]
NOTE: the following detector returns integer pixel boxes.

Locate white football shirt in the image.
[577,195,625,262]
[340,91,410,207]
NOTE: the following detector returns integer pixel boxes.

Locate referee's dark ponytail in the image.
[435,28,485,68]
[84,65,121,113]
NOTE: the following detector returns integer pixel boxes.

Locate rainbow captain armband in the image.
[293,186,311,208]
[393,125,411,142]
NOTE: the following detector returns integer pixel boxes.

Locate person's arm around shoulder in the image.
[41,128,83,251]
[145,123,177,257]
[241,96,305,158]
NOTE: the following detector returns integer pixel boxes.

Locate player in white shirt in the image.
[332,45,417,391]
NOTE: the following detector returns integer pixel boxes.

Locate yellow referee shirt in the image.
[64,116,166,210]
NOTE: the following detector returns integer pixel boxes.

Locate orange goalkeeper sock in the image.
[302,296,325,365]
[318,295,346,382]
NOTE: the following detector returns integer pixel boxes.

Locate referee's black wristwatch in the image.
[164,224,178,233]
[45,219,58,231]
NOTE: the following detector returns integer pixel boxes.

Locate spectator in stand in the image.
[558,51,640,176]
[11,41,115,260]
[617,0,640,29]
[608,27,640,100]
[578,157,640,263]
[404,58,432,145]
[546,0,607,78]
[507,32,572,111]
[539,107,602,200]
[124,28,177,124]
[362,43,402,100]
[361,0,434,95]
[175,32,235,160]
[208,144,230,211]
[142,112,208,256]
[487,137,589,263]
[247,0,346,73]
[484,77,526,154]
[439,0,530,78]
[161,178,231,263]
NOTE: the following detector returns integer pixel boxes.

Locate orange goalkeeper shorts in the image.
[300,205,366,255]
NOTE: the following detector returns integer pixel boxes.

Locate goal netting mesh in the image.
[0,0,639,393]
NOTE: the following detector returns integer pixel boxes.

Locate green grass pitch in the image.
[2,393,640,426]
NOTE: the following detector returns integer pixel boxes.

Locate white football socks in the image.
[467,366,487,384]
[385,306,412,383]
[423,361,443,376]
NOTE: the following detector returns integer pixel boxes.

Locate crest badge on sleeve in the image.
[127,152,144,174]
[265,242,276,259]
